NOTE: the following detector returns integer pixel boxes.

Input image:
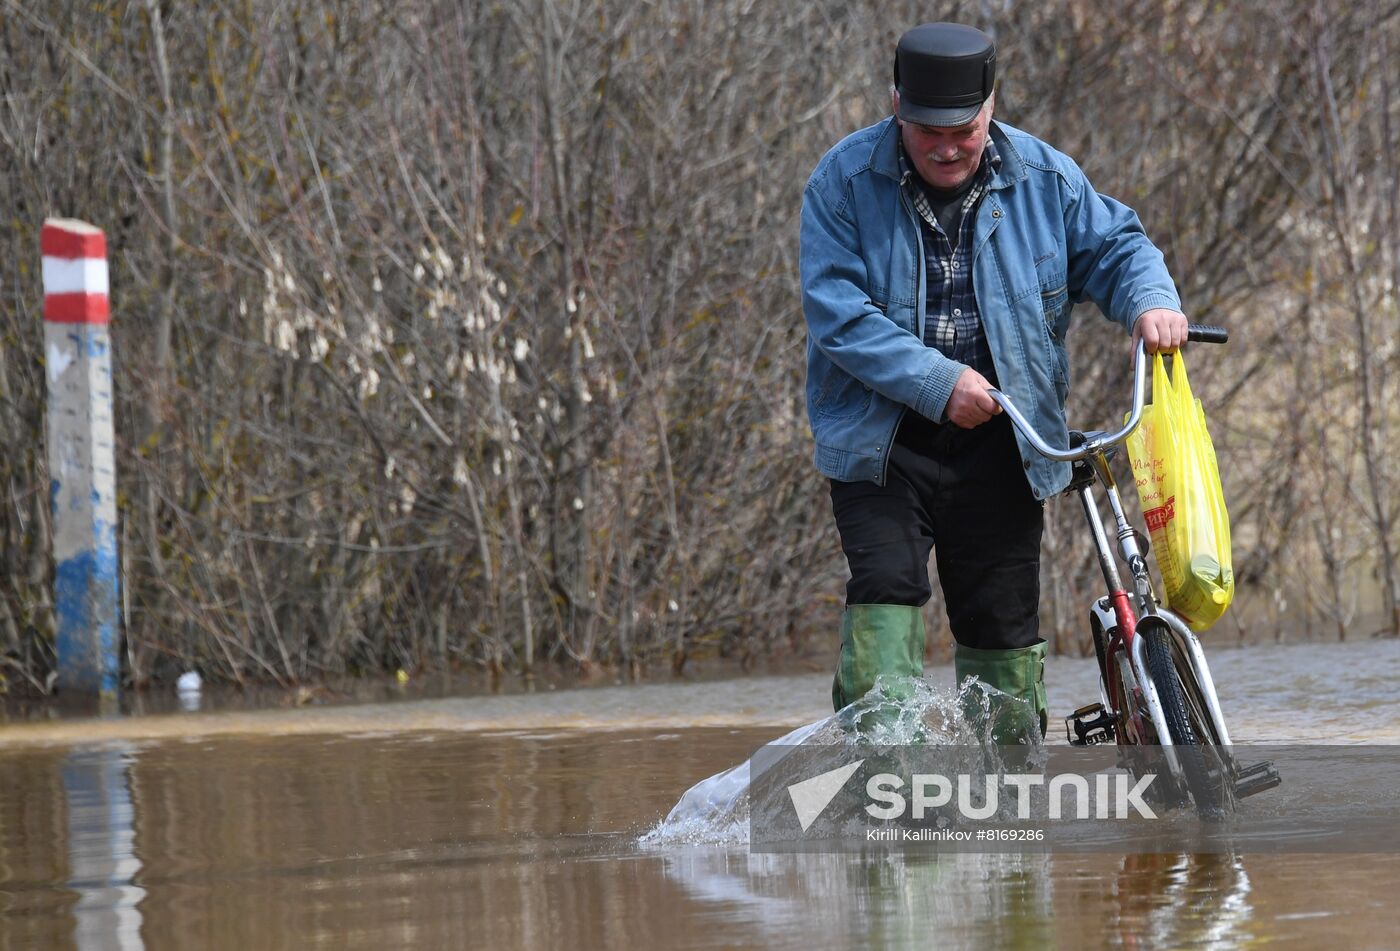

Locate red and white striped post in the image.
[41,218,121,699]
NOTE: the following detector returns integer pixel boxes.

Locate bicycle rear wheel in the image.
[1143,622,1232,819]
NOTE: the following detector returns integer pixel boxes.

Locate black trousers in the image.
[828,411,1044,651]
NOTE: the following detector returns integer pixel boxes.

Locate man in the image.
[800,22,1187,737]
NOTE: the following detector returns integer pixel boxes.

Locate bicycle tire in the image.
[1170,635,1227,745]
[1169,632,1240,810]
[1143,623,1230,819]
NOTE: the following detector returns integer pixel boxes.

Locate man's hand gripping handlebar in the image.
[985,324,1229,463]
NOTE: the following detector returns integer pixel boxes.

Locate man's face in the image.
[894,91,994,191]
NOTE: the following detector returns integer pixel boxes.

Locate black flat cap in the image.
[894,23,996,127]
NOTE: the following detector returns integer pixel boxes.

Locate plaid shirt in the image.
[899,140,1002,387]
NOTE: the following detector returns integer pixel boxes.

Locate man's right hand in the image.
[944,367,1001,428]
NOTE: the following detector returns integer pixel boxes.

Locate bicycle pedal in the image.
[1233,760,1282,799]
[1065,702,1115,746]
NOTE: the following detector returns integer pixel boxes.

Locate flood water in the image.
[3,638,1400,949]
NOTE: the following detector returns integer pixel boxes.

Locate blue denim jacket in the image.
[801,117,1181,500]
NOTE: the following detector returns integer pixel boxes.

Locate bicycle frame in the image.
[988,328,1284,810]
[988,340,1233,753]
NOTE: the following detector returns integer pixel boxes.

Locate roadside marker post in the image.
[41,218,122,699]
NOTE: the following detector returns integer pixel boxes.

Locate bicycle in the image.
[988,324,1281,818]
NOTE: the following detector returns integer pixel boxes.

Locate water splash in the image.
[641,675,1039,846]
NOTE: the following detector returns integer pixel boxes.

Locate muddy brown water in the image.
[3,639,1400,950]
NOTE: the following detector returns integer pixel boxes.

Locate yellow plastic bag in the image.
[1125,352,1234,631]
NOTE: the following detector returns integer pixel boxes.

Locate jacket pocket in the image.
[1038,266,1071,376]
[1040,282,1068,318]
[1049,339,1069,403]
[1037,271,1071,404]
[1035,250,1068,322]
[812,366,873,420]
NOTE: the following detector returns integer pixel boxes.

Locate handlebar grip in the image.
[1187,323,1229,344]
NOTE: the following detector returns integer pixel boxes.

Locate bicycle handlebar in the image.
[1187,324,1229,344]
[987,323,1227,462]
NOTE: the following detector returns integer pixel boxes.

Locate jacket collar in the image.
[870,117,904,181]
[870,116,1027,190]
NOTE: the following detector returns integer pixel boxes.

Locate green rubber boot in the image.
[831,604,926,712]
[954,640,1049,746]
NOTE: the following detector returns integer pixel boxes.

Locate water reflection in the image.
[657,845,1255,949]
[658,848,1057,948]
[0,727,1396,949]
[62,744,145,950]
[1107,851,1253,948]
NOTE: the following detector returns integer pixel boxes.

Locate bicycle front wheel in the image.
[1143,623,1232,819]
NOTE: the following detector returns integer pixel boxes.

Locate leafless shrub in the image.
[0,0,1395,690]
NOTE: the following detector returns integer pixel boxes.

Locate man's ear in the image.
[890,87,900,118]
